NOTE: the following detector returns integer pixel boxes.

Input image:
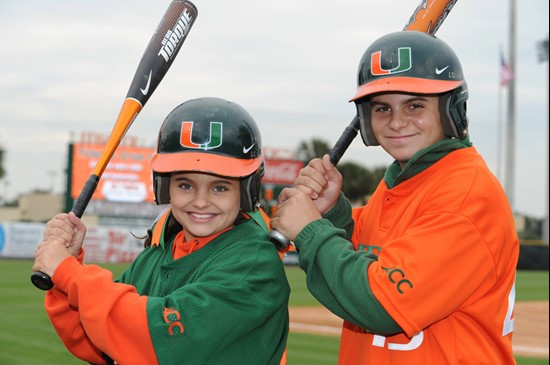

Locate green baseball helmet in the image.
[151,97,264,211]
[351,31,469,146]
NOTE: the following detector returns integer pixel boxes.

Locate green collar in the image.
[384,136,472,189]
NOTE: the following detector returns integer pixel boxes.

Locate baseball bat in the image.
[31,0,198,290]
[269,0,458,251]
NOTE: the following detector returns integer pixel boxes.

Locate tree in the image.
[0,146,5,180]
[337,163,387,204]
[295,138,388,204]
[337,161,372,203]
[296,138,331,162]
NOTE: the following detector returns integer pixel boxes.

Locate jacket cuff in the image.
[52,256,83,296]
[322,193,352,229]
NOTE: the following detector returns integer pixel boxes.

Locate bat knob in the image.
[31,271,54,291]
[268,230,291,251]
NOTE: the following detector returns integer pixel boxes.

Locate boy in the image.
[271,31,519,364]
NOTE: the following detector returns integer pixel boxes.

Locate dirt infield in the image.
[289,301,549,359]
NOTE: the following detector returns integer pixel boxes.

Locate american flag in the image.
[500,52,514,87]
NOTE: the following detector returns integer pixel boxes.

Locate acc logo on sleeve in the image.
[163,307,184,335]
[382,266,413,294]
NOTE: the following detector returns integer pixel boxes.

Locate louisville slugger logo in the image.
[371,47,412,76]
[158,9,193,62]
[180,121,223,150]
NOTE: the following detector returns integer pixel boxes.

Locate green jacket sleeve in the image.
[295,218,401,335]
[322,193,354,239]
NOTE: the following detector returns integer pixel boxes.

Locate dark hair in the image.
[143,213,182,248]
[142,211,247,248]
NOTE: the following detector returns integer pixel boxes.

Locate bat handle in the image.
[71,175,99,219]
[31,175,99,290]
[268,116,360,251]
[268,230,291,251]
[328,115,360,165]
[30,271,54,291]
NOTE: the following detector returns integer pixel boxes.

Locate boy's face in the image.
[370,93,445,167]
[169,172,241,241]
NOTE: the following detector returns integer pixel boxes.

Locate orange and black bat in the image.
[31,0,198,290]
[269,0,459,250]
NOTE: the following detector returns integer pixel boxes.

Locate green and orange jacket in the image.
[295,145,519,364]
[45,214,290,365]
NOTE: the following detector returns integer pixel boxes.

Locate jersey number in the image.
[372,279,516,351]
[502,281,516,336]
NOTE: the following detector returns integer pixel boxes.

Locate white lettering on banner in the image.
[0,222,44,258]
[82,226,144,264]
[102,181,147,203]
[263,160,303,185]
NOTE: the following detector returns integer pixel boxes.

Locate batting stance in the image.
[271,31,519,364]
[33,98,289,365]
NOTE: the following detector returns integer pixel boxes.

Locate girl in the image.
[33,97,290,365]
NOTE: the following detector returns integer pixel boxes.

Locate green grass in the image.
[0,259,547,364]
[516,270,549,301]
[285,333,549,365]
[286,332,339,365]
[285,266,321,306]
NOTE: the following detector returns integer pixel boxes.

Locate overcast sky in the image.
[0,0,548,218]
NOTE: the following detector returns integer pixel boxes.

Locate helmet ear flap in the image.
[153,172,171,205]
[438,84,469,139]
[356,100,380,146]
[240,162,264,212]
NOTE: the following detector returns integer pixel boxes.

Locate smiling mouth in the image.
[188,212,217,220]
[388,134,414,141]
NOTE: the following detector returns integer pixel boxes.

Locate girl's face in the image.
[370,93,445,168]
[169,172,241,241]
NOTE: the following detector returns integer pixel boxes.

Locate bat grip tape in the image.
[329,116,360,166]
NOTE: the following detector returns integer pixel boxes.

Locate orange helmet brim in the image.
[151,151,262,178]
[350,77,464,102]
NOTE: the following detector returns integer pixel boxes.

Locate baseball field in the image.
[0,259,547,364]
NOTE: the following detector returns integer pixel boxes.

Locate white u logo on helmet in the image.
[371,47,412,75]
[179,121,223,150]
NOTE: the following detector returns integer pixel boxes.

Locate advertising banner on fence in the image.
[0,222,146,264]
[0,222,45,258]
[71,143,156,203]
[263,159,303,185]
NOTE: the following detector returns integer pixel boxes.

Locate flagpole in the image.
[537,36,549,243]
[504,0,517,210]
[497,47,504,183]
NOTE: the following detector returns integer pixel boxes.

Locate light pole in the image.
[48,170,57,193]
